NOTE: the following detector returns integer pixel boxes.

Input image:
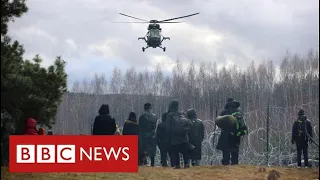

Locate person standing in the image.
[187,109,205,166]
[139,103,157,167]
[166,100,192,169]
[92,104,117,135]
[216,98,247,165]
[291,109,313,168]
[156,112,174,167]
[123,112,139,135]
[24,118,39,135]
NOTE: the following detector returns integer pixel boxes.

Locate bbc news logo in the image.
[9,135,138,172]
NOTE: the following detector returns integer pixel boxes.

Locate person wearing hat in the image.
[291,109,313,168]
[216,97,244,165]
[138,103,158,167]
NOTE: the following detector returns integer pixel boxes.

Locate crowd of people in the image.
[92,100,206,168]
[1,98,314,169]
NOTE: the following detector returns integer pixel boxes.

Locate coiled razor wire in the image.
[53,101,319,167]
[153,101,319,166]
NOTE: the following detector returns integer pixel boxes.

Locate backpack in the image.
[172,112,190,135]
[231,112,248,137]
[296,117,307,138]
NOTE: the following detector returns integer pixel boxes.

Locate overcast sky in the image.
[8,0,319,87]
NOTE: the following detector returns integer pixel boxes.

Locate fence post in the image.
[266,99,270,166]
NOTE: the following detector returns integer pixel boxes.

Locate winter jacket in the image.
[156,112,169,150]
[123,120,139,135]
[24,118,38,135]
[138,109,157,157]
[166,100,190,146]
[187,109,205,160]
[216,101,242,152]
[92,104,117,135]
[292,115,313,146]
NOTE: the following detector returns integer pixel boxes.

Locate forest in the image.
[53,50,319,166]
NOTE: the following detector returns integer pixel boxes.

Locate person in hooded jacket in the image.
[138,103,157,167]
[187,109,205,166]
[24,118,39,135]
[166,99,192,169]
[216,98,243,165]
[122,112,139,165]
[291,109,313,168]
[92,104,117,135]
[156,112,174,167]
[123,112,139,135]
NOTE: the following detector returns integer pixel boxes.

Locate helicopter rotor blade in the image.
[112,22,150,23]
[158,21,183,23]
[112,21,182,24]
[119,13,149,22]
[158,12,199,22]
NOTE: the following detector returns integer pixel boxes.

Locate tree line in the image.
[53,52,318,165]
[55,50,319,134]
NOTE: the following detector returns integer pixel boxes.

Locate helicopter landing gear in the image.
[142,46,149,52]
[159,46,166,52]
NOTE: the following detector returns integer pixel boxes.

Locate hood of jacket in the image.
[224,100,240,110]
[128,112,137,123]
[187,109,197,119]
[99,104,110,115]
[168,99,179,112]
[26,118,37,129]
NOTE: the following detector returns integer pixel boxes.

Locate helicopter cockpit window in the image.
[149,30,160,38]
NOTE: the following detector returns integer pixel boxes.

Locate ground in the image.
[1,165,319,180]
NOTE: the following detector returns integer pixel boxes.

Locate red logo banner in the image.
[9,135,138,173]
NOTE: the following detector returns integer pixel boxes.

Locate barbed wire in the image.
[53,100,319,167]
[197,101,319,166]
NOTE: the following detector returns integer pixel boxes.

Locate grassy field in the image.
[1,165,319,180]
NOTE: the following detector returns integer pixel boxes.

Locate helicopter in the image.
[115,12,200,52]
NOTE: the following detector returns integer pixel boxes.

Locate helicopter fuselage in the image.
[138,23,170,51]
[147,26,161,48]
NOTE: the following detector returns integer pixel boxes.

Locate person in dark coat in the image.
[92,104,117,135]
[123,112,139,135]
[156,112,174,167]
[187,109,205,166]
[122,112,139,166]
[166,99,191,169]
[216,98,243,165]
[138,103,157,167]
[291,109,313,168]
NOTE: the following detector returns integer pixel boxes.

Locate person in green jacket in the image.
[187,109,205,166]
[138,103,157,167]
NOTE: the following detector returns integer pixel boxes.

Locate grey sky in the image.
[8,0,319,87]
